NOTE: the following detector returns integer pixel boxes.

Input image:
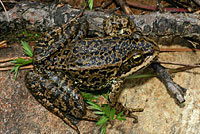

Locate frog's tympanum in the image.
[25,16,159,133]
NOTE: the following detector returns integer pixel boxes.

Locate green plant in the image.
[10,41,33,79]
[88,0,93,10]
[86,93,126,134]
[83,0,93,10]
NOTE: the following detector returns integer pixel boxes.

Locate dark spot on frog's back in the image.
[105,57,112,63]
[94,50,99,55]
[86,40,92,46]
[121,40,129,49]
[73,46,80,53]
[103,38,115,44]
[79,40,86,46]
[90,77,100,83]
[112,57,120,63]
[112,36,120,40]
[63,49,70,55]
[103,46,109,51]
[57,57,65,65]
[97,40,103,45]
[89,69,99,74]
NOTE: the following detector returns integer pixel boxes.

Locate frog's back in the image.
[68,36,131,69]
[46,35,158,91]
[52,36,156,70]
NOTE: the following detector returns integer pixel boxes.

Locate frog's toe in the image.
[114,102,144,123]
[62,114,80,133]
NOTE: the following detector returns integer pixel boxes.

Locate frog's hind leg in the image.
[109,79,143,123]
[25,70,86,133]
[34,17,88,63]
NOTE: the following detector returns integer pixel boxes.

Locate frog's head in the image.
[119,37,159,78]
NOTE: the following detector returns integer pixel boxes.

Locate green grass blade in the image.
[110,108,116,120]
[88,0,93,10]
[87,101,102,111]
[116,111,123,119]
[93,111,105,115]
[14,66,20,80]
[102,91,109,101]
[96,116,108,126]
[117,116,126,121]
[10,67,15,73]
[127,73,156,79]
[81,92,98,101]
[100,123,107,134]
[103,105,111,117]
[21,41,33,57]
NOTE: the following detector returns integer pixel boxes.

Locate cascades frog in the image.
[25,15,159,133]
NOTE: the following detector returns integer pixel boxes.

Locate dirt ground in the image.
[0,40,200,134]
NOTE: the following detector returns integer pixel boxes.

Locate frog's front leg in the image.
[109,79,143,122]
[25,70,92,133]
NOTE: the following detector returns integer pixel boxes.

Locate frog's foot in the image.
[61,114,81,133]
[25,70,86,134]
[78,107,99,122]
[114,102,144,123]
[109,79,144,123]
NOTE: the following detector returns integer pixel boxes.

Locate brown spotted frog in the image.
[25,15,159,133]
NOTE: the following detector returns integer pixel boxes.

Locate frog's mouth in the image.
[120,48,159,78]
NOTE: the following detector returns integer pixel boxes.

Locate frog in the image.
[25,15,159,133]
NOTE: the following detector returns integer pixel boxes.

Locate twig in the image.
[151,63,186,104]
[164,8,189,12]
[193,0,200,6]
[126,0,189,12]
[0,65,33,71]
[0,57,31,63]
[168,66,198,74]
[0,61,14,67]
[114,0,133,14]
[0,40,7,48]
[0,0,10,22]
[101,0,113,9]
[156,61,200,68]
[126,0,157,11]
[0,40,6,45]
[0,57,33,71]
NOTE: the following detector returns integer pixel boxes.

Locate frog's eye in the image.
[132,54,143,64]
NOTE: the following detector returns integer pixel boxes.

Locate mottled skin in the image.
[25,16,159,133]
